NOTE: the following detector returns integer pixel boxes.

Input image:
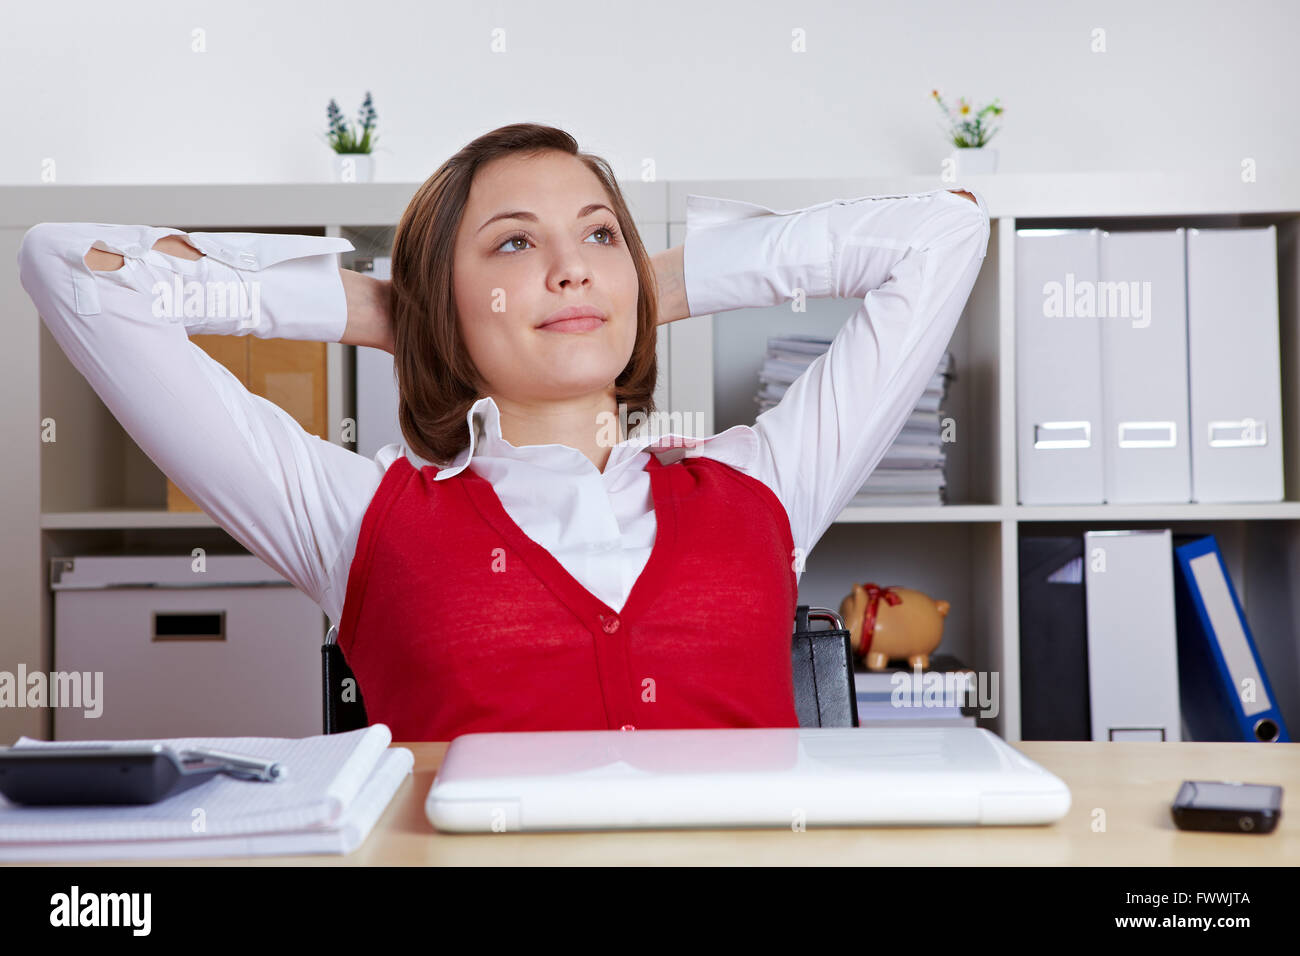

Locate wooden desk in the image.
[67,740,1298,866]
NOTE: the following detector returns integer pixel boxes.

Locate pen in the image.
[179,747,288,782]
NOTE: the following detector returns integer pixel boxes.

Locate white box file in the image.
[1083,530,1182,742]
[50,554,324,740]
[1016,229,1105,504]
[1186,226,1284,502]
[1099,229,1192,503]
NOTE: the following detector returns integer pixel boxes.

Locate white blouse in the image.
[17,186,990,627]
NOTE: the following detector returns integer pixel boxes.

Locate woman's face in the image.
[452,150,639,406]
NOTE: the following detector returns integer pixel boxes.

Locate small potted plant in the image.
[932,90,1003,176]
[325,91,379,182]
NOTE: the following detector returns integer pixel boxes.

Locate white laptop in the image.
[425,727,1071,832]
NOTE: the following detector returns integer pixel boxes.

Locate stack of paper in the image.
[756,335,955,506]
[854,654,979,728]
[0,724,412,861]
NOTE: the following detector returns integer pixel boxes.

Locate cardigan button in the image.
[621,724,636,731]
[601,615,620,634]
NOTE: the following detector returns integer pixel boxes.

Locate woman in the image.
[18,123,989,741]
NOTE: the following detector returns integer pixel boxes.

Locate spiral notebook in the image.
[0,724,412,861]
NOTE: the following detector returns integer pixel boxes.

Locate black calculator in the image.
[0,745,231,806]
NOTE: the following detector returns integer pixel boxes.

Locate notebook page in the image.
[0,724,391,842]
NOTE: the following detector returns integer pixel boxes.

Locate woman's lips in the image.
[537,316,605,333]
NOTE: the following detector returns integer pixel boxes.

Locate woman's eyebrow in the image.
[477,202,614,234]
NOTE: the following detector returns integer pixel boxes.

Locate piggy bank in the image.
[838,582,951,671]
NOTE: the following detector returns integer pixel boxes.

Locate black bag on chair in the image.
[791,606,860,728]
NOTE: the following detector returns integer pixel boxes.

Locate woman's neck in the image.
[489,391,625,474]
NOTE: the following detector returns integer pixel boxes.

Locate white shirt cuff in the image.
[181,231,355,341]
[682,194,834,317]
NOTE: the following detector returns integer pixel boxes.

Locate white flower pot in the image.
[950,146,998,176]
[332,153,375,183]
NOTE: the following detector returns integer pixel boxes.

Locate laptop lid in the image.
[425,727,1071,832]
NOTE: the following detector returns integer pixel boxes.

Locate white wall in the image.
[2,0,1295,185]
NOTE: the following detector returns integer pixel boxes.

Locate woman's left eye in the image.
[496,222,622,254]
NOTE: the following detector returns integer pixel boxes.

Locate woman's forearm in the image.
[339,268,395,353]
[651,245,689,326]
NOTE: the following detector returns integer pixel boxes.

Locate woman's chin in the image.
[533,366,627,398]
[532,349,628,378]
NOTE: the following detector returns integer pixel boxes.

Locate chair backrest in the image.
[322,605,858,734]
[322,624,368,735]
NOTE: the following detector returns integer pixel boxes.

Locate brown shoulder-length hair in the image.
[388,123,660,465]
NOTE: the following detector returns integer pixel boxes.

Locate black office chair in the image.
[322,605,858,734]
[321,623,369,735]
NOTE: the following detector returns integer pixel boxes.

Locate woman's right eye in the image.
[496,233,530,254]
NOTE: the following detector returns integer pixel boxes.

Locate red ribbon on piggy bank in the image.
[857,582,902,659]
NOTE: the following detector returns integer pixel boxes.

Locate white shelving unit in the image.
[3,173,1298,745]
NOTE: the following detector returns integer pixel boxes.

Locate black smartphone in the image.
[1171,780,1283,834]
[0,745,224,806]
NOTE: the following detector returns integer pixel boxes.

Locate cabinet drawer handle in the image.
[152,611,226,642]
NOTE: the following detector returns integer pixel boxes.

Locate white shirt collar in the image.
[402,395,758,479]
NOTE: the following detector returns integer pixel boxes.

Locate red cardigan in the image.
[337,452,801,741]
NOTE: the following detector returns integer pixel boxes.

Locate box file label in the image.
[1207,419,1267,448]
[1117,422,1177,448]
[1034,421,1091,449]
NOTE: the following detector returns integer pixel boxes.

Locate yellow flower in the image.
[960,103,970,115]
